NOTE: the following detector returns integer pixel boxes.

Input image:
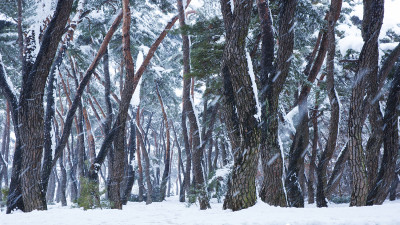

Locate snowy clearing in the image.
[2,197,400,225]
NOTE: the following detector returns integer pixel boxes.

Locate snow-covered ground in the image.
[1,197,400,225]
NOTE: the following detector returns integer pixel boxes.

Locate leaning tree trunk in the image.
[108,0,136,209]
[316,0,342,208]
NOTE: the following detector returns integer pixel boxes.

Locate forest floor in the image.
[1,196,400,225]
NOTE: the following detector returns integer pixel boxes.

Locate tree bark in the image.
[348,0,383,207]
[156,84,171,201]
[221,0,259,211]
[16,0,73,212]
[258,0,296,207]
[316,0,342,207]
[122,119,136,205]
[136,107,153,204]
[367,66,400,205]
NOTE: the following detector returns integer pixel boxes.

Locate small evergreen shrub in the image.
[76,177,109,210]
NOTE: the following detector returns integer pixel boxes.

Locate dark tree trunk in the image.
[221,137,228,166]
[316,0,342,208]
[348,0,383,207]
[136,133,144,202]
[156,84,171,201]
[122,119,136,205]
[258,0,296,207]
[136,108,152,204]
[16,0,74,212]
[285,99,307,208]
[46,169,56,203]
[308,94,319,204]
[1,42,24,215]
[207,137,214,177]
[389,173,399,201]
[177,0,209,209]
[326,145,349,197]
[220,0,259,211]
[367,66,400,205]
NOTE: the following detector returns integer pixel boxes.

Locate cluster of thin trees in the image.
[0,0,399,214]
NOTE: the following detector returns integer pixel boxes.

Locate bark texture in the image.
[258,0,296,207]
[367,66,400,205]
[316,0,342,208]
[220,0,259,211]
[348,0,383,206]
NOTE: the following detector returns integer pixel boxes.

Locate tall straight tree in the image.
[108,0,136,209]
[157,83,171,201]
[177,0,209,209]
[178,0,191,203]
[220,0,259,211]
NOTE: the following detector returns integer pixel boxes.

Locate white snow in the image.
[2,197,400,225]
[131,51,144,107]
[29,0,56,60]
[338,0,400,56]
[246,51,262,121]
[284,105,298,134]
[229,0,234,14]
[190,96,202,144]
[0,53,17,96]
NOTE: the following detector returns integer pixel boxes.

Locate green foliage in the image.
[207,171,226,203]
[76,177,109,210]
[330,195,351,204]
[1,187,9,202]
[185,16,225,80]
[185,184,208,208]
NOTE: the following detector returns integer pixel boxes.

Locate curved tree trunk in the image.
[348,0,383,206]
[258,0,296,207]
[316,0,342,208]
[17,0,73,212]
[221,0,259,211]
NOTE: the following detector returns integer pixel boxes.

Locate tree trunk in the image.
[367,66,400,205]
[122,119,136,205]
[46,170,56,203]
[156,84,171,201]
[389,174,399,201]
[316,0,342,207]
[177,0,209,209]
[136,107,153,204]
[17,0,73,212]
[308,95,318,204]
[348,0,383,206]
[258,0,296,207]
[136,133,144,202]
[221,0,259,211]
